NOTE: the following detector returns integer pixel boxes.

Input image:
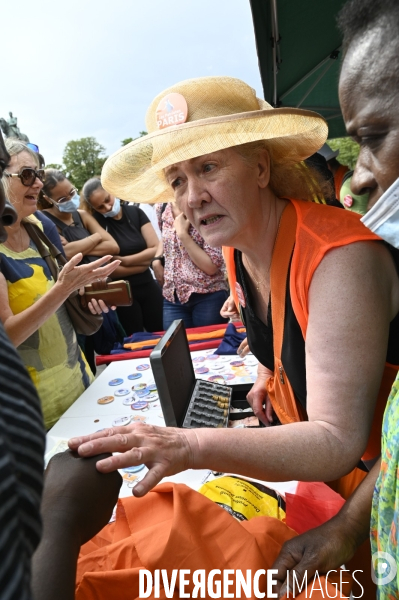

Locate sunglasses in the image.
[48,187,78,204]
[5,167,45,187]
[26,143,39,153]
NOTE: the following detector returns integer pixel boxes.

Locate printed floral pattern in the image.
[371,372,399,598]
[156,203,227,303]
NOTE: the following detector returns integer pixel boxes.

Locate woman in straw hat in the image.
[70,77,399,502]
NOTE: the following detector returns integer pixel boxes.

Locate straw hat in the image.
[102,76,328,203]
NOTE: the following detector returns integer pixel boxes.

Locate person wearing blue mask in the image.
[0,140,120,429]
[81,178,163,335]
[39,169,119,264]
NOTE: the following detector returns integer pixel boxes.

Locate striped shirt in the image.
[0,321,45,600]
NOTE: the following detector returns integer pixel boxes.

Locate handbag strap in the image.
[270,201,297,360]
[23,220,66,282]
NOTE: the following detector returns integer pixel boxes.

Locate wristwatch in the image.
[151,255,165,267]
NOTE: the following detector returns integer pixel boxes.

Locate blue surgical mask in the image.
[361,177,399,248]
[103,197,121,218]
[57,193,80,213]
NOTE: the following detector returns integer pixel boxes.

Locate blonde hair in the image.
[2,139,40,204]
[234,140,332,203]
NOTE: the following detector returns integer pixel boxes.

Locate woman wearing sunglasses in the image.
[0,140,120,429]
[38,169,119,263]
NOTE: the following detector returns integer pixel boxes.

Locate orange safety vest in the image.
[223,198,397,465]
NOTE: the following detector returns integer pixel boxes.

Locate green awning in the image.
[249,0,347,138]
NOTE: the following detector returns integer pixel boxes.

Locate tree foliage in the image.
[328,137,360,170]
[45,163,63,172]
[62,137,107,190]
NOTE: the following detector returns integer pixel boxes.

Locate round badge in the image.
[131,401,149,411]
[156,93,188,130]
[122,396,137,406]
[223,374,236,381]
[192,356,205,363]
[146,393,158,402]
[208,375,225,384]
[136,364,150,371]
[207,354,219,361]
[211,364,225,370]
[195,366,209,374]
[219,356,231,362]
[147,383,157,392]
[239,376,254,384]
[108,378,124,386]
[112,416,132,427]
[343,194,353,208]
[235,282,246,308]
[114,388,130,397]
[97,395,114,405]
[128,373,142,380]
[230,360,245,367]
[123,464,145,473]
[132,383,147,391]
[136,388,150,398]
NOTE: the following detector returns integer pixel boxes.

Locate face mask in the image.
[103,196,121,218]
[361,177,399,248]
[57,193,80,213]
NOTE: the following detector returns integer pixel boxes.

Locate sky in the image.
[1,0,263,165]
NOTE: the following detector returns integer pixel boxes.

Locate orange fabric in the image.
[124,328,245,351]
[334,164,350,200]
[76,483,350,599]
[264,202,307,424]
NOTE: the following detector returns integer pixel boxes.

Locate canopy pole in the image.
[270,0,281,106]
[296,60,335,108]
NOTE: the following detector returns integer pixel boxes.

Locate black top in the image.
[43,210,97,264]
[236,245,399,413]
[94,202,152,285]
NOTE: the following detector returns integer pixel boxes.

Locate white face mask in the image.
[103,197,121,218]
[361,177,399,247]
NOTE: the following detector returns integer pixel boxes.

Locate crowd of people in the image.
[1,0,399,597]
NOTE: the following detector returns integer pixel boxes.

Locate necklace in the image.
[243,256,270,292]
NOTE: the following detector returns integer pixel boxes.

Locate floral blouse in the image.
[156,203,228,304]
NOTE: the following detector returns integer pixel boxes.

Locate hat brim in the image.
[102,108,328,204]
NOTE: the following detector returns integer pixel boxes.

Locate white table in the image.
[46,350,297,497]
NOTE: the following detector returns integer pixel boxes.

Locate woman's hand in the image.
[247,363,274,425]
[220,294,241,321]
[56,254,121,297]
[237,337,250,357]
[173,212,190,240]
[68,423,198,497]
[152,260,164,287]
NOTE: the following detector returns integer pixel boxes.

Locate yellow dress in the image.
[0,220,93,429]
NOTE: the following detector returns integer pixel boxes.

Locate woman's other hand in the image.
[68,423,198,497]
[56,254,121,296]
[237,337,250,357]
[173,212,190,240]
[152,260,164,287]
[220,294,241,320]
[247,363,274,426]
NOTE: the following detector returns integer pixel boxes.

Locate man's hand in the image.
[42,450,122,546]
[272,516,358,597]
